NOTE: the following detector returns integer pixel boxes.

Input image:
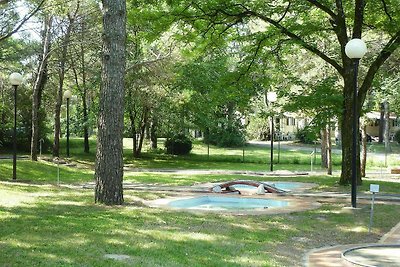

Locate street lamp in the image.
[267,91,277,172]
[345,38,367,208]
[9,72,23,180]
[63,90,72,158]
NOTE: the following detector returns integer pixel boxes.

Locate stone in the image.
[104,254,131,261]
[212,185,222,193]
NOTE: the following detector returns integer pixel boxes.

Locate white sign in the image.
[370,184,380,193]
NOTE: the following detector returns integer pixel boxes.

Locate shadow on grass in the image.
[0,196,293,266]
[0,160,93,184]
[1,187,399,267]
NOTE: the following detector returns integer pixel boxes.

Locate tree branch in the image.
[359,30,400,104]
[0,0,46,42]
[248,10,344,75]
[235,34,269,82]
[175,2,344,74]
[277,2,291,23]
[352,0,365,38]
[305,0,337,19]
[333,0,350,66]
[381,0,393,22]
[126,56,171,73]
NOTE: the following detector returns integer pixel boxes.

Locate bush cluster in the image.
[164,134,193,155]
[295,126,318,144]
[204,123,246,147]
[394,130,400,144]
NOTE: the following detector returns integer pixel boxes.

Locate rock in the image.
[212,185,222,193]
[104,254,131,261]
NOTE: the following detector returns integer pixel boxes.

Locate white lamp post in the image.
[9,72,23,180]
[267,91,277,172]
[63,90,72,157]
[345,38,367,208]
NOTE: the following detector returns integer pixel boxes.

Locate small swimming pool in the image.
[146,194,319,215]
[342,245,400,267]
[168,196,289,211]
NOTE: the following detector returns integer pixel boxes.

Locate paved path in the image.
[306,219,400,267]
[123,167,309,176]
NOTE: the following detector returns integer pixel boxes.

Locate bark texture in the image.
[326,125,332,175]
[320,128,328,168]
[53,8,78,157]
[361,124,367,177]
[94,0,126,205]
[150,115,158,149]
[71,19,90,154]
[384,101,391,154]
[379,103,384,143]
[31,16,52,161]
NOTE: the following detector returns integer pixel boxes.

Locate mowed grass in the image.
[1,138,400,266]
[0,159,94,184]
[1,181,400,267]
[5,137,400,171]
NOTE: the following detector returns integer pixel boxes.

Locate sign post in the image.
[310,151,315,172]
[369,184,379,233]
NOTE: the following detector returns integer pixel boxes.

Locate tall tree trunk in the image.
[135,107,149,157]
[384,101,391,153]
[339,75,362,185]
[327,124,332,175]
[361,123,367,177]
[83,90,90,153]
[31,16,52,161]
[80,20,90,154]
[150,115,157,149]
[94,0,126,205]
[52,71,64,157]
[53,9,77,157]
[129,110,138,156]
[320,127,328,168]
[71,21,90,154]
[145,122,150,140]
[379,102,384,143]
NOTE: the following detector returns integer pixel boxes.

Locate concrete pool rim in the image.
[144,194,320,215]
[341,244,400,267]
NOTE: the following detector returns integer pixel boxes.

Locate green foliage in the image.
[295,126,318,144]
[0,87,51,152]
[164,133,193,155]
[204,119,246,147]
[394,129,400,144]
[1,180,400,267]
[246,116,270,141]
[285,77,342,125]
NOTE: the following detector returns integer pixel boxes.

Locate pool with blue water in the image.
[169,196,289,210]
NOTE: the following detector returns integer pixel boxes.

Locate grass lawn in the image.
[1,138,400,266]
[1,179,400,267]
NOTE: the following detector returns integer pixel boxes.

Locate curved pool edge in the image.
[341,244,400,267]
[144,194,321,215]
[203,181,318,194]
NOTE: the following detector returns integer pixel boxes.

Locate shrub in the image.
[164,134,193,155]
[394,130,400,144]
[204,123,246,147]
[296,126,318,144]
